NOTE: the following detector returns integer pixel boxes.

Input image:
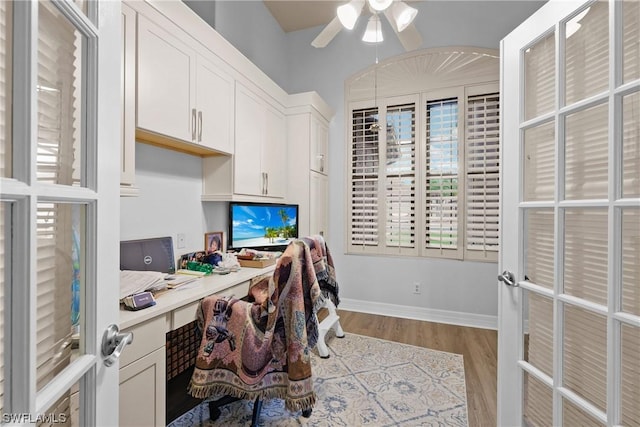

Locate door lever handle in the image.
[498,270,517,287]
[101,324,133,367]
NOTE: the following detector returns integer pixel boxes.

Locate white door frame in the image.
[499,0,640,425]
[1,0,121,424]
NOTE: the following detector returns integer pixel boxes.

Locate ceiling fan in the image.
[312,0,422,51]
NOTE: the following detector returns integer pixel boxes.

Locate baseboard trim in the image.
[338,298,498,330]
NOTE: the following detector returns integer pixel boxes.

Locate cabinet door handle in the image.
[265,172,268,195]
[198,110,203,142]
[191,108,197,141]
[319,154,324,173]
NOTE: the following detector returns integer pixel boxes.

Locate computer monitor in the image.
[228,202,299,252]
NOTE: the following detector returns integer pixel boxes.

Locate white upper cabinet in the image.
[233,83,285,198]
[136,13,234,155]
[263,104,286,198]
[234,84,264,196]
[310,115,329,175]
[137,14,194,143]
[196,57,234,154]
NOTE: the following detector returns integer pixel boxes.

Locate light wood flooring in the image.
[167,310,498,426]
[336,309,498,427]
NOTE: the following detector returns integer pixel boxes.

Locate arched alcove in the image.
[346,46,500,101]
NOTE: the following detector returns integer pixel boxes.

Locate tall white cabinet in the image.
[287,93,334,238]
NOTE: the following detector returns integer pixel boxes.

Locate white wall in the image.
[124,1,545,327]
[120,143,228,262]
[204,0,290,91]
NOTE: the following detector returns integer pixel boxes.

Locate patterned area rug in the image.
[168,332,468,426]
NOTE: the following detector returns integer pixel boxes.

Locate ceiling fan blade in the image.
[397,23,422,51]
[383,9,422,52]
[311,16,343,48]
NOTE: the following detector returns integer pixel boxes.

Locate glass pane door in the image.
[1,0,121,424]
[499,0,640,425]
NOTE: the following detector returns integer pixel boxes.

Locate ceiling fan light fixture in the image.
[362,14,383,43]
[391,1,418,32]
[367,0,393,12]
[337,0,364,30]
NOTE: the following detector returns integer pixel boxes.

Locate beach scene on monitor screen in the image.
[232,205,297,248]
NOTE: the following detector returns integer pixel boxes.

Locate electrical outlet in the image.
[177,233,186,249]
[413,282,421,294]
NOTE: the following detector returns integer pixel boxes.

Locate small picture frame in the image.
[204,231,225,253]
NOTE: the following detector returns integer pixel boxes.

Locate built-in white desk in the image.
[118,265,276,427]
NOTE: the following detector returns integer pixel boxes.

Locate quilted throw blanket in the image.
[300,235,340,307]
[188,240,322,412]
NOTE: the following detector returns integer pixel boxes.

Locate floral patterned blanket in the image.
[300,235,340,307]
[188,240,321,412]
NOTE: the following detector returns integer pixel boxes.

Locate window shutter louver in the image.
[0,1,9,179]
[385,104,416,250]
[350,107,380,248]
[35,1,80,394]
[565,2,609,106]
[565,103,609,200]
[425,98,459,254]
[524,32,555,121]
[622,0,639,83]
[465,93,499,261]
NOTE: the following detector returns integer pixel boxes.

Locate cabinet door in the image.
[119,347,166,427]
[120,4,137,195]
[234,84,264,196]
[196,56,234,154]
[137,15,195,143]
[310,116,328,175]
[263,105,286,198]
[310,171,328,237]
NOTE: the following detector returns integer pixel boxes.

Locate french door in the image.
[499,0,639,425]
[1,1,121,425]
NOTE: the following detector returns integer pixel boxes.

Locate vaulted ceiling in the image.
[263,0,342,32]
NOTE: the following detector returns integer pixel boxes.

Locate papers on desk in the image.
[165,274,198,289]
[120,270,202,298]
[120,270,166,299]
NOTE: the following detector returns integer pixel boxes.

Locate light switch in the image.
[177,233,186,249]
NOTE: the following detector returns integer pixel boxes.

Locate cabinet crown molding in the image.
[287,91,335,122]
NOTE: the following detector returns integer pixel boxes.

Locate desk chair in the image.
[299,235,344,358]
[189,241,319,425]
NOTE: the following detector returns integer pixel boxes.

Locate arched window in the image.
[346,47,500,261]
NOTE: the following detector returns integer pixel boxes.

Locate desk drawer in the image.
[171,281,251,330]
[120,315,166,368]
[172,300,200,330]
[218,280,249,298]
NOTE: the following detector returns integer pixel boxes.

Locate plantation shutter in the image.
[35,1,80,392]
[424,97,461,258]
[385,103,416,252]
[465,91,499,261]
[349,106,380,250]
[0,1,9,179]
